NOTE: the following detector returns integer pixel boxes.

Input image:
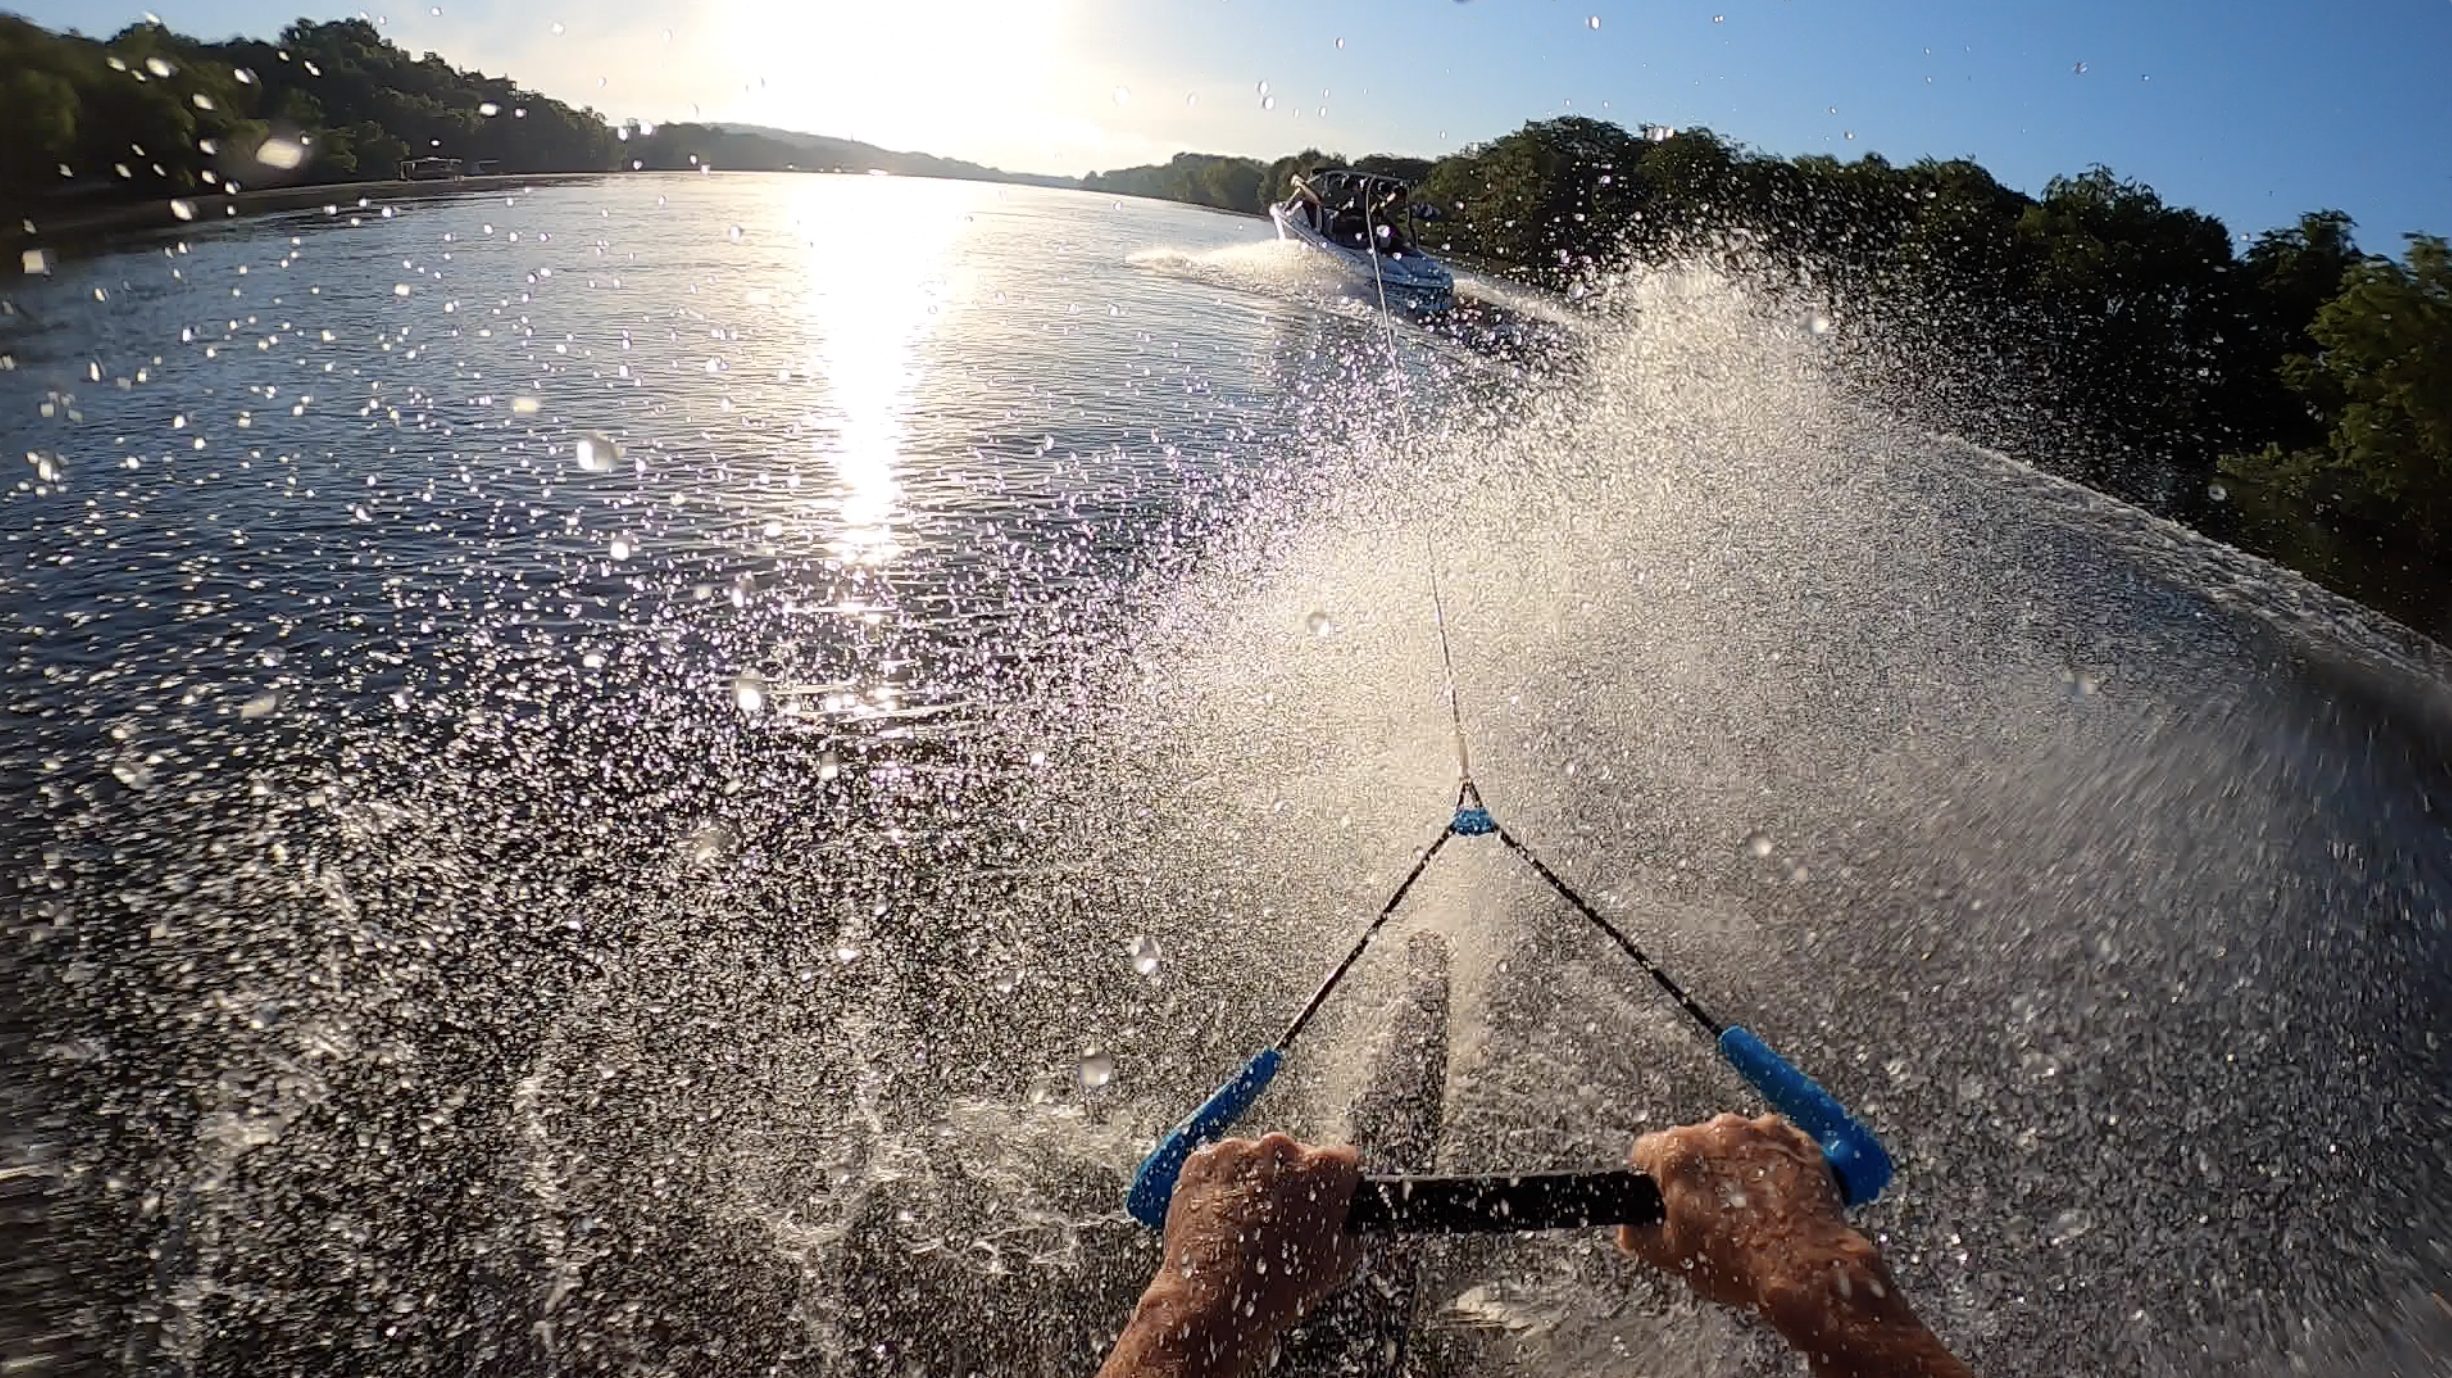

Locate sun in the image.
[719,0,1076,160]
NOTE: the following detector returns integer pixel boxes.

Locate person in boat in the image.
[1289,177,1326,232]
[1095,1114,1975,1378]
[1327,195,1370,250]
[1372,183,1412,250]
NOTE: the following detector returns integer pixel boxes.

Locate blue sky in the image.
[24,0,2452,243]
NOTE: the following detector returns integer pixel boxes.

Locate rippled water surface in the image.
[5,174,2449,1376]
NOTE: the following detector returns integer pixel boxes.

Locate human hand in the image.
[1099,1134,1364,1378]
[1618,1113,1895,1337]
[1158,1134,1365,1335]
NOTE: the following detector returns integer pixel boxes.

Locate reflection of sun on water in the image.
[787,181,976,566]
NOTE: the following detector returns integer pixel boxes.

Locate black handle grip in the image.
[1345,1170,1664,1234]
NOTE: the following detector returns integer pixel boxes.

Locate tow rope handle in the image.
[1347,1169,1661,1232]
[1124,1032,1890,1231]
[1125,1048,1284,1229]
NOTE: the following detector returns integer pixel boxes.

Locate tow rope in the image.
[1126,202,1893,1232]
[1125,564,1894,1232]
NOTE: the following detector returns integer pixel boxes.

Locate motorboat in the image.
[1268,168,1454,314]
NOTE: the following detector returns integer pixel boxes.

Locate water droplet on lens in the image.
[1587,14,1600,28]
[2207,482,2228,502]
[257,137,305,170]
[240,690,281,719]
[608,534,634,560]
[1304,609,1334,637]
[1077,1051,1115,1090]
[732,674,767,715]
[169,198,196,221]
[681,820,735,867]
[1130,935,1163,977]
[574,431,619,472]
[1744,831,1774,858]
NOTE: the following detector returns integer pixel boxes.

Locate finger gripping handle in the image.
[1718,1026,1893,1207]
[1124,1048,1283,1229]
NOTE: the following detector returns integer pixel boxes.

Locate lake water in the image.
[4,174,2448,1375]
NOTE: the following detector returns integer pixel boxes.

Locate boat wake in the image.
[1126,239,1364,306]
[1131,238,1595,366]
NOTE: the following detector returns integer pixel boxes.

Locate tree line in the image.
[0,13,1074,206]
[1089,120,2447,611]
[0,13,617,196]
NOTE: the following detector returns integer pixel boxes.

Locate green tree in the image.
[1417,118,1648,281]
[2011,167,2242,502]
[0,67,79,191]
[2230,211,2369,454]
[2227,236,2452,549]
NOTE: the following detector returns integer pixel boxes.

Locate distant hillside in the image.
[626,121,1074,186]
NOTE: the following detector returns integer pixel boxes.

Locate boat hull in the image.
[1270,203,1455,313]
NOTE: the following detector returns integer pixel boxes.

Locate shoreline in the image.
[5,169,1091,269]
[6,172,613,264]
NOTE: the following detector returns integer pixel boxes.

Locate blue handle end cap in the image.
[1717,1025,1893,1208]
[1450,806,1496,836]
[1822,1126,1894,1208]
